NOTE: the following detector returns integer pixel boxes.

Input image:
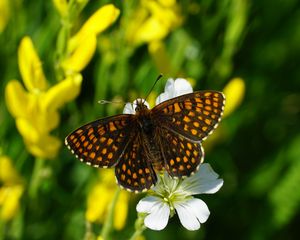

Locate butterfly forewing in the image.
[115,133,157,192]
[156,128,204,178]
[152,91,225,142]
[65,114,135,167]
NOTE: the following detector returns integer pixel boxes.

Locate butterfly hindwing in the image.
[156,127,204,178]
[65,114,135,167]
[115,133,157,192]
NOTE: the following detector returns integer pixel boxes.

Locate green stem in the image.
[128,214,146,240]
[55,0,73,81]
[83,221,95,240]
[0,219,5,240]
[99,188,121,240]
[54,0,88,81]
[28,158,45,199]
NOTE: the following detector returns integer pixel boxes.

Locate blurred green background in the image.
[0,0,299,239]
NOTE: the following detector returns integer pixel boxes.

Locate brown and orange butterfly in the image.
[65,91,225,193]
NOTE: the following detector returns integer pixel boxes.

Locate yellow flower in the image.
[0,185,24,221]
[125,0,182,46]
[5,36,82,159]
[62,4,120,73]
[52,0,68,16]
[0,0,10,32]
[223,77,245,117]
[86,170,129,230]
[17,36,47,92]
[0,156,24,221]
[0,156,22,184]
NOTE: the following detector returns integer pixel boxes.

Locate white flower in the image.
[136,163,223,231]
[155,78,193,105]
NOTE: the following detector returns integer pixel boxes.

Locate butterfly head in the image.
[133,98,150,113]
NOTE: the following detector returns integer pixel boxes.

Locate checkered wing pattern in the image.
[115,133,157,192]
[156,127,204,178]
[65,114,134,167]
[152,91,225,142]
[66,89,225,192]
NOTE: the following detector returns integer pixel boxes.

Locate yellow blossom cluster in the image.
[86,170,129,230]
[125,0,182,46]
[5,37,82,159]
[5,3,120,159]
[0,156,24,221]
[61,4,120,74]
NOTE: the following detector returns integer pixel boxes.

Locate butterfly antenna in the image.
[98,100,125,106]
[143,74,163,104]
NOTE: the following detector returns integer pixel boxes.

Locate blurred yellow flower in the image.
[62,4,120,73]
[0,156,24,221]
[0,0,10,32]
[0,156,22,183]
[86,170,129,230]
[223,77,245,117]
[0,185,24,221]
[52,0,68,16]
[5,36,82,159]
[125,0,182,46]
[18,36,47,92]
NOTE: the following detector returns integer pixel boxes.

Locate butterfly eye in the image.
[135,105,141,112]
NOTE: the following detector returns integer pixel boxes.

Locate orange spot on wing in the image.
[109,122,117,131]
[205,119,212,125]
[80,135,86,142]
[191,129,197,135]
[170,159,175,166]
[173,103,181,113]
[89,152,96,159]
[183,116,191,122]
[107,138,113,145]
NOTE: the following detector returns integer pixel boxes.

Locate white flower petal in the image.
[173,78,193,96]
[155,91,170,105]
[180,163,223,195]
[164,78,175,95]
[144,201,170,231]
[123,102,135,114]
[175,198,210,231]
[155,78,193,105]
[136,196,170,230]
[136,196,161,213]
[175,202,199,230]
[185,198,210,223]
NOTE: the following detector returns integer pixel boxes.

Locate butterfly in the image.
[65,91,225,193]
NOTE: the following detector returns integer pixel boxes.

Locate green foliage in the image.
[0,0,299,239]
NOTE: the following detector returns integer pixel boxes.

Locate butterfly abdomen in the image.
[134,111,162,171]
[147,138,164,171]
